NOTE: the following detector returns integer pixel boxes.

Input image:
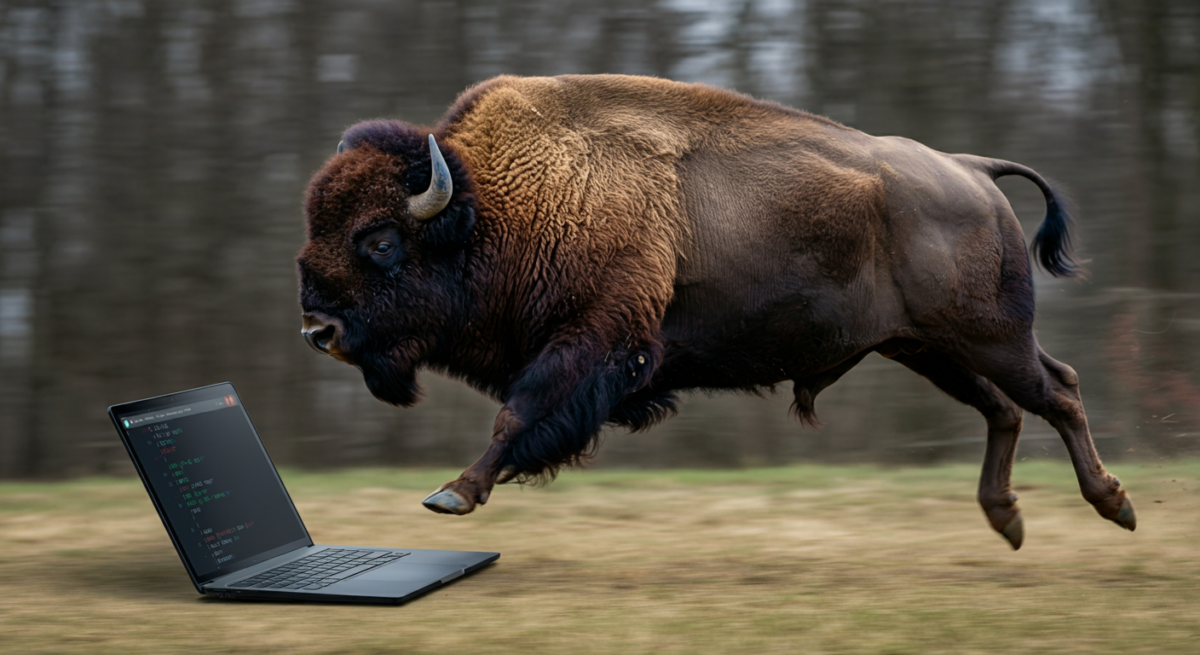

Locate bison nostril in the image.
[301,312,344,355]
[304,325,337,353]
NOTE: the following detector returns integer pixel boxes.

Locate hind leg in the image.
[889,349,1027,548]
[961,336,1136,531]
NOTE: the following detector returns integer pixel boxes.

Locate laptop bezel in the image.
[108,381,313,591]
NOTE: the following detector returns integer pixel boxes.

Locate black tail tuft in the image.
[1030,185,1081,278]
[986,160,1084,278]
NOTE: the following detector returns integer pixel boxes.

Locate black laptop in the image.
[109,381,498,603]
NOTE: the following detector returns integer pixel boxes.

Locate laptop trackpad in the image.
[374,562,462,582]
[339,562,465,597]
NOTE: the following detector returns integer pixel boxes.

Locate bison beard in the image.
[360,346,423,408]
[297,74,1136,549]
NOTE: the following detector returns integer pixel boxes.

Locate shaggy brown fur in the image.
[296,75,1133,548]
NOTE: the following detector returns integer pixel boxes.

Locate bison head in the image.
[296,121,476,406]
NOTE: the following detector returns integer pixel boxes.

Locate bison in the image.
[297,74,1134,549]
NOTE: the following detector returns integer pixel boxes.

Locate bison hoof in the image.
[1111,494,1137,532]
[982,499,1023,549]
[422,488,475,515]
[1000,513,1024,550]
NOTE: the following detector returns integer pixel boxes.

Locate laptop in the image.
[109,381,498,603]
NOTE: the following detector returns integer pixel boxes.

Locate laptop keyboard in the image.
[228,548,409,591]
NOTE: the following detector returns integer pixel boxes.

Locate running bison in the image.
[297,74,1135,549]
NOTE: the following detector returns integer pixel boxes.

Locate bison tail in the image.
[982,159,1083,278]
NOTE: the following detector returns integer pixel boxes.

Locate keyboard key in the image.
[329,563,380,580]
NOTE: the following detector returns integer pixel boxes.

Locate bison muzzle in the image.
[296,74,1135,549]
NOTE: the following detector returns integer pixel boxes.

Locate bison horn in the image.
[407,134,453,221]
[337,140,346,154]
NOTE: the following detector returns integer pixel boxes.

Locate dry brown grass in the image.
[2,461,1198,654]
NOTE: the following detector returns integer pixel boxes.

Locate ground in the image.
[1,461,1198,654]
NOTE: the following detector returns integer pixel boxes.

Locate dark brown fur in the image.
[296,75,1133,545]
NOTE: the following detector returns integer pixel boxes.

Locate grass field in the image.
[1,460,1198,654]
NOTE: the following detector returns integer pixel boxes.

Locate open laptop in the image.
[109,381,498,603]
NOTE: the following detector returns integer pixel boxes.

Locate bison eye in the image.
[357,226,405,266]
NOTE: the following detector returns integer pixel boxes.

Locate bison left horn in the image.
[408,134,453,221]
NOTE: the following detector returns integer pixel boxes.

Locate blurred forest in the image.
[1,0,1198,478]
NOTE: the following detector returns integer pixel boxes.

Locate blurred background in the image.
[0,0,1197,479]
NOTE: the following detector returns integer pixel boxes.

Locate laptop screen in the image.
[112,383,310,583]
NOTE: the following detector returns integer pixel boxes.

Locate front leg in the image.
[422,336,661,515]
[422,407,522,515]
